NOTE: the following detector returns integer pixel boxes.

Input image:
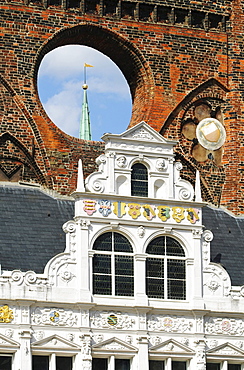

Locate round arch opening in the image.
[38,45,132,141]
[35,24,153,140]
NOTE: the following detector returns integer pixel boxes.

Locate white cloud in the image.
[38,45,132,140]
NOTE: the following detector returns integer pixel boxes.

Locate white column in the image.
[137,336,149,370]
[222,361,228,370]
[76,218,92,302]
[109,355,115,370]
[18,329,32,370]
[134,254,148,305]
[165,357,172,370]
[191,229,204,309]
[50,353,56,370]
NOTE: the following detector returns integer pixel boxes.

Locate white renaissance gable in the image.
[103,121,177,146]
[207,342,244,356]
[32,334,80,350]
[92,337,137,354]
[149,339,194,354]
[0,333,19,350]
[81,121,195,202]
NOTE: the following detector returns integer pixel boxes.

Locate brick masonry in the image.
[0,0,244,214]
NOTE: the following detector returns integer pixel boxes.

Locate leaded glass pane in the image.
[115,359,130,370]
[92,358,108,370]
[146,237,165,255]
[0,356,12,370]
[149,360,165,370]
[93,274,112,295]
[206,364,220,370]
[32,356,49,370]
[166,237,185,256]
[167,259,185,279]
[93,254,111,274]
[93,232,112,251]
[131,163,148,197]
[56,357,72,370]
[115,275,134,296]
[228,366,241,370]
[146,277,164,298]
[172,361,186,370]
[114,233,133,252]
[115,255,133,275]
[146,258,164,277]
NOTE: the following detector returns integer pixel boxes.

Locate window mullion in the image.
[164,257,168,299]
[50,353,55,370]
[112,233,115,295]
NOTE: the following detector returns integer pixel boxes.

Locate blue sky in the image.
[38,45,132,142]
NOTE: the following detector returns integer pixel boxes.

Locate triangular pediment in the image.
[92,337,137,352]
[32,334,79,350]
[207,342,244,356]
[0,333,19,348]
[102,121,177,146]
[150,339,194,354]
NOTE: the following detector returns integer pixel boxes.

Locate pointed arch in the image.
[161,78,229,135]
[0,132,47,185]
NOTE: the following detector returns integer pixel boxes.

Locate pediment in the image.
[32,334,79,350]
[150,339,194,354]
[92,337,137,352]
[0,333,19,348]
[207,342,244,356]
[102,121,177,146]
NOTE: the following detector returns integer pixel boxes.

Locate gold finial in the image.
[82,84,88,90]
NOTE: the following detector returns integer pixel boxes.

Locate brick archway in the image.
[34,23,154,128]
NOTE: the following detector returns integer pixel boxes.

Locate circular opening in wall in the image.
[37,45,132,141]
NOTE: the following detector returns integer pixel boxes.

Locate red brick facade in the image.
[0,0,244,213]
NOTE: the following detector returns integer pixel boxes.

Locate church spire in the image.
[79,83,91,140]
[79,63,93,140]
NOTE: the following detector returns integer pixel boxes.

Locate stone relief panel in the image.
[205,317,244,336]
[31,307,78,327]
[90,311,136,330]
[203,264,231,297]
[147,315,193,333]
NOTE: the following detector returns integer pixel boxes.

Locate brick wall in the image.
[0,0,244,214]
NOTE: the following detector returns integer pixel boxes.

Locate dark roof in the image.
[0,184,74,274]
[203,205,244,286]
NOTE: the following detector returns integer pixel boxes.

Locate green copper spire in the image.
[79,83,92,140]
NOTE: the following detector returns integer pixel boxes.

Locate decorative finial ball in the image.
[82,84,88,90]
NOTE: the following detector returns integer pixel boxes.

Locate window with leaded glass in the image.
[0,356,12,370]
[93,232,134,296]
[146,236,186,300]
[32,355,73,370]
[131,163,148,197]
[149,360,165,370]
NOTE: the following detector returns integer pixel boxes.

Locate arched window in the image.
[131,163,148,197]
[93,232,134,296]
[146,236,186,300]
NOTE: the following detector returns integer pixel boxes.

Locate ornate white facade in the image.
[0,122,243,370]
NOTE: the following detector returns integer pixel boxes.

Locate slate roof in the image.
[203,205,244,286]
[0,183,74,274]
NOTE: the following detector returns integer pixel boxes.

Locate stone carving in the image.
[147,315,193,333]
[5,329,14,338]
[137,226,145,238]
[181,338,189,346]
[125,335,132,344]
[31,307,78,327]
[94,334,104,343]
[178,188,192,201]
[132,128,154,140]
[34,331,44,341]
[90,311,135,330]
[205,317,244,335]
[116,156,127,168]
[93,181,104,193]
[156,159,167,171]
[63,220,76,234]
[203,230,213,242]
[203,264,231,297]
[58,267,75,284]
[0,305,14,323]
[151,336,162,346]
